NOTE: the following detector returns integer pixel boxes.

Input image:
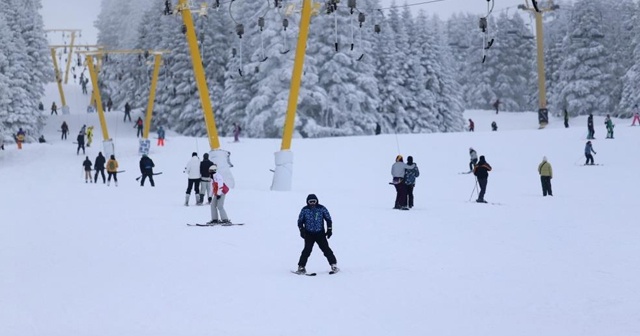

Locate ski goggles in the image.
[307,199,317,205]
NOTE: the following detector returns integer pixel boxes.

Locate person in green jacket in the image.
[605,114,614,139]
[538,156,553,196]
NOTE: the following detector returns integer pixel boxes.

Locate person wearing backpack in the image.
[134,117,143,138]
[206,164,231,224]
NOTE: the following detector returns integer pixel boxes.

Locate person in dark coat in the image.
[139,154,155,187]
[468,118,475,132]
[493,99,500,114]
[124,102,132,122]
[294,194,339,275]
[107,98,113,112]
[61,122,69,140]
[51,102,58,115]
[403,156,420,209]
[584,141,596,165]
[375,122,381,135]
[491,121,498,131]
[199,153,214,204]
[563,108,569,128]
[76,131,85,155]
[94,152,106,183]
[82,156,93,183]
[473,155,492,203]
[587,113,595,139]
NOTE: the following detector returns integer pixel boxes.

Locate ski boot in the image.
[220,219,232,226]
[330,264,340,274]
[294,266,306,275]
[206,219,220,225]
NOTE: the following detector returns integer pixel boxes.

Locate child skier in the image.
[584,141,596,165]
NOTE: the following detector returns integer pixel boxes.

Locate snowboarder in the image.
[82,156,93,183]
[206,164,231,224]
[468,118,475,132]
[107,98,113,112]
[584,141,596,165]
[106,155,119,186]
[632,105,640,126]
[139,154,156,187]
[404,156,420,209]
[391,155,408,210]
[94,152,106,184]
[564,108,569,128]
[76,131,85,155]
[491,121,498,131]
[134,117,143,137]
[38,135,46,143]
[199,153,214,205]
[493,99,500,114]
[473,155,492,203]
[183,152,201,206]
[86,126,94,147]
[469,147,478,172]
[61,122,69,140]
[51,102,58,115]
[124,102,132,122]
[538,156,553,196]
[233,123,241,142]
[587,113,595,139]
[294,194,338,275]
[605,114,614,139]
[157,126,165,146]
[15,128,25,150]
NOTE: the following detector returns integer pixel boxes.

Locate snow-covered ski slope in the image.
[1,84,639,336]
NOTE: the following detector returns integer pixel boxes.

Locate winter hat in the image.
[110,155,115,159]
[395,155,403,162]
[203,153,209,159]
[192,152,198,157]
[407,156,414,165]
[306,194,318,205]
[479,155,486,162]
[208,164,217,172]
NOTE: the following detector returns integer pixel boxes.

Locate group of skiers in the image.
[183,152,231,224]
[81,152,119,186]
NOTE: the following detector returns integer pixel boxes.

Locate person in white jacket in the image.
[207,164,230,224]
[183,152,201,206]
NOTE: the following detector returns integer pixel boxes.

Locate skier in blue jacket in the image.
[584,141,596,165]
[295,194,339,275]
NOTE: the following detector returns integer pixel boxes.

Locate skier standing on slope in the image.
[632,104,640,126]
[469,147,478,172]
[61,122,69,140]
[106,155,119,187]
[94,152,106,184]
[391,155,408,210]
[538,156,553,196]
[82,156,93,183]
[605,115,614,139]
[473,155,492,203]
[183,152,201,206]
[76,131,85,155]
[564,108,570,128]
[294,194,339,275]
[157,126,165,146]
[134,117,143,138]
[468,119,475,132]
[207,164,231,224]
[584,141,596,165]
[587,114,595,139]
[139,154,156,187]
[86,126,94,147]
[404,156,420,209]
[198,153,214,205]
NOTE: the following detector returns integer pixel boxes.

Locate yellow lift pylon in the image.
[48,44,103,113]
[44,29,82,84]
[80,49,170,156]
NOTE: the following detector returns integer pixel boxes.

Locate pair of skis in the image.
[135,172,163,181]
[186,222,245,227]
[291,269,340,276]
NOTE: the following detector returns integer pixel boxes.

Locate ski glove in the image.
[326,228,332,239]
[299,228,306,239]
[216,195,221,200]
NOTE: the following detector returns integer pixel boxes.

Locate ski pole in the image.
[468,178,478,202]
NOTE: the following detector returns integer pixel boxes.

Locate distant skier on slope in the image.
[183,152,201,206]
[106,155,119,187]
[76,131,85,155]
[468,118,475,132]
[391,155,408,210]
[61,122,69,140]
[94,152,106,184]
[632,105,640,126]
[538,156,553,197]
[604,114,614,139]
[584,141,596,165]
[587,114,595,139]
[404,156,420,209]
[134,117,143,138]
[294,194,339,275]
[491,121,498,131]
[139,154,156,187]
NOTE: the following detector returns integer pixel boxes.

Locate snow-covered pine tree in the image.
[374,13,405,133]
[552,0,612,117]
[491,12,535,112]
[0,10,14,143]
[462,14,498,110]
[421,13,465,132]
[304,0,379,137]
[609,0,638,117]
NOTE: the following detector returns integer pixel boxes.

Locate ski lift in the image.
[257,17,269,62]
[280,18,290,54]
[348,2,365,61]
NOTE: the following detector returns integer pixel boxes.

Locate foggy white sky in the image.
[40,0,530,45]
